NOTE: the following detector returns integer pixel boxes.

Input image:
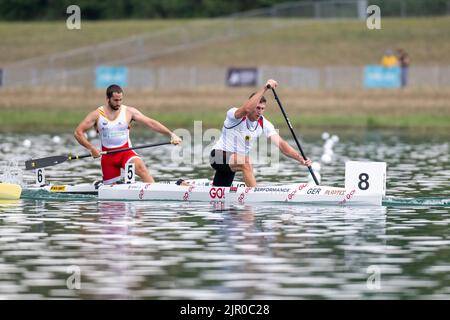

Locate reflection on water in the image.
[0,132,449,299]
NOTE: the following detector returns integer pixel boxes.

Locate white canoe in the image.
[29,179,382,206]
[25,162,387,206]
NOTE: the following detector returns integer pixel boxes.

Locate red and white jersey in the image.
[96,105,131,149]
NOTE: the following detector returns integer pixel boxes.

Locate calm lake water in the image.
[0,130,448,299]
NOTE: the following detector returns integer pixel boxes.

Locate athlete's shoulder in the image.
[123,105,138,113]
[261,116,277,136]
[226,107,239,119]
[261,115,274,125]
[96,106,106,117]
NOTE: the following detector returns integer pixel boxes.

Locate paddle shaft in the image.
[101,141,172,156]
[25,141,172,170]
[72,141,172,158]
[270,86,320,185]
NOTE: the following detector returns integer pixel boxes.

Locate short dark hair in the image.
[249,92,267,103]
[106,84,123,98]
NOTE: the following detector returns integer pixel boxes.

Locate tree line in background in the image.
[1,0,282,19]
[0,0,448,20]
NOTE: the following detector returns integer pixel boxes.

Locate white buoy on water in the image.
[88,130,97,138]
[324,139,334,150]
[52,136,61,143]
[321,132,330,140]
[321,153,332,164]
[311,161,321,172]
[324,148,334,156]
[23,139,31,148]
[331,135,339,143]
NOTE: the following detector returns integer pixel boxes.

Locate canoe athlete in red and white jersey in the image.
[75,84,182,184]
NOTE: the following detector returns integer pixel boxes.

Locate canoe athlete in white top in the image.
[210,79,312,187]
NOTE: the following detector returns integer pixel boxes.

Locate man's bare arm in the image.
[234,79,278,119]
[129,107,182,144]
[74,110,101,157]
[270,134,312,166]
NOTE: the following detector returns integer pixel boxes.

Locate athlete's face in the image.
[248,102,266,121]
[108,92,123,111]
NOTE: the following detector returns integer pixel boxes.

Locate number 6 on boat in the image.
[35,168,46,186]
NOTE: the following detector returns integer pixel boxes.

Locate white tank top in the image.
[96,105,131,149]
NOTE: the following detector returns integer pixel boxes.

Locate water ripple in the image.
[0,132,449,299]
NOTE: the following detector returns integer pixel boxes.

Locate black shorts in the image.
[210,149,235,187]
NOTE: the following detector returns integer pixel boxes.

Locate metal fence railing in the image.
[3,65,449,89]
[232,0,368,19]
[232,0,450,18]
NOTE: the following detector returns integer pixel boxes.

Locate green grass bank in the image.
[1,110,448,134]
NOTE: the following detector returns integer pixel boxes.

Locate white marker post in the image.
[345,161,386,196]
[125,163,135,184]
[35,168,46,186]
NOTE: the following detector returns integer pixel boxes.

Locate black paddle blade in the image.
[25,155,69,170]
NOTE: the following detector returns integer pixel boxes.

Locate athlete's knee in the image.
[241,162,253,172]
[231,162,252,172]
[230,163,243,172]
[132,160,147,172]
